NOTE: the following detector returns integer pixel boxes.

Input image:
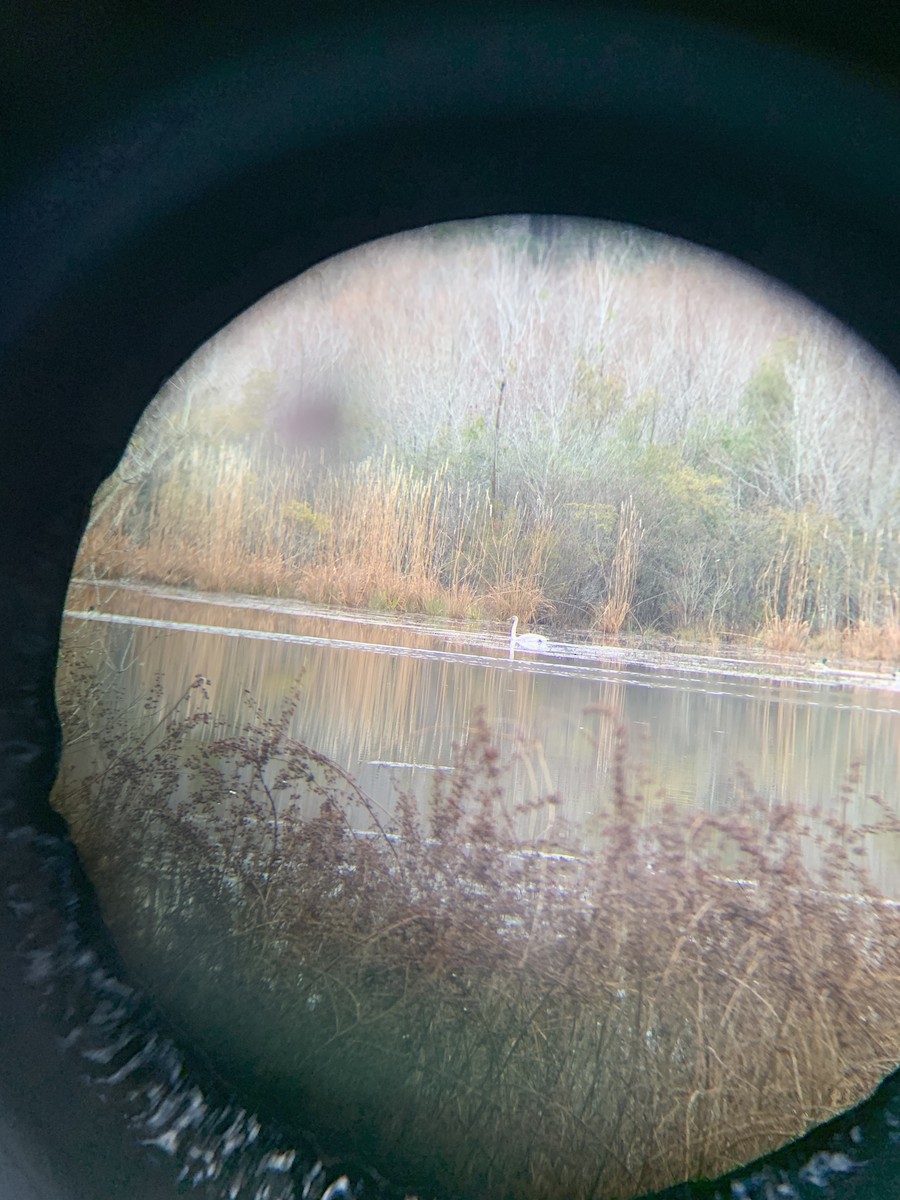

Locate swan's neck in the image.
[510,616,519,643]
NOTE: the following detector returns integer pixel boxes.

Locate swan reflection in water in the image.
[509,615,550,659]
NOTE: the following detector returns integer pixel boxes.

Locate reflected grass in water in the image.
[53,666,900,1200]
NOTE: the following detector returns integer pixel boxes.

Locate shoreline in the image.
[65,575,900,692]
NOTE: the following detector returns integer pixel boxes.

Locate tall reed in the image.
[76,446,557,619]
[595,495,643,635]
[75,428,900,649]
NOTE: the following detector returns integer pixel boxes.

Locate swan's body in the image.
[509,616,549,656]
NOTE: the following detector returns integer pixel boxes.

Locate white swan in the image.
[509,615,549,657]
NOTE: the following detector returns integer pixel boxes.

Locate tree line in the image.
[78,219,900,654]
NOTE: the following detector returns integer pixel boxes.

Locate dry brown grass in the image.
[594,496,642,636]
[839,620,900,663]
[75,429,900,656]
[761,616,811,653]
[51,655,900,1200]
[75,447,559,620]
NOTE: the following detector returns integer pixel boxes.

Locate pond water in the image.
[61,580,900,897]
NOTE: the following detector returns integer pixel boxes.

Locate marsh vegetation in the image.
[53,641,900,1200]
[75,219,900,658]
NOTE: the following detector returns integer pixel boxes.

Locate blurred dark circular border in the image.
[2,4,899,1197]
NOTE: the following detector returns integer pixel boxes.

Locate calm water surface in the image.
[62,581,900,896]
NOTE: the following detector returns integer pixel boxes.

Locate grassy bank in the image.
[77,450,539,622]
[52,658,900,1200]
[76,441,900,660]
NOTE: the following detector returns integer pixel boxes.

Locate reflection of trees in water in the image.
[56,607,900,891]
[52,658,900,1200]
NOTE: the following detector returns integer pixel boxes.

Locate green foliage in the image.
[616,388,663,444]
[282,499,331,536]
[422,594,450,617]
[463,414,487,442]
[739,339,797,428]
[571,358,626,430]
[714,341,800,506]
[639,446,726,523]
[565,501,618,540]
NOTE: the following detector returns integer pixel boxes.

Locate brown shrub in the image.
[761,616,810,653]
[52,670,900,1200]
[840,620,900,663]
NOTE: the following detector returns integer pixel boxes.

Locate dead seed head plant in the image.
[52,657,900,1200]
